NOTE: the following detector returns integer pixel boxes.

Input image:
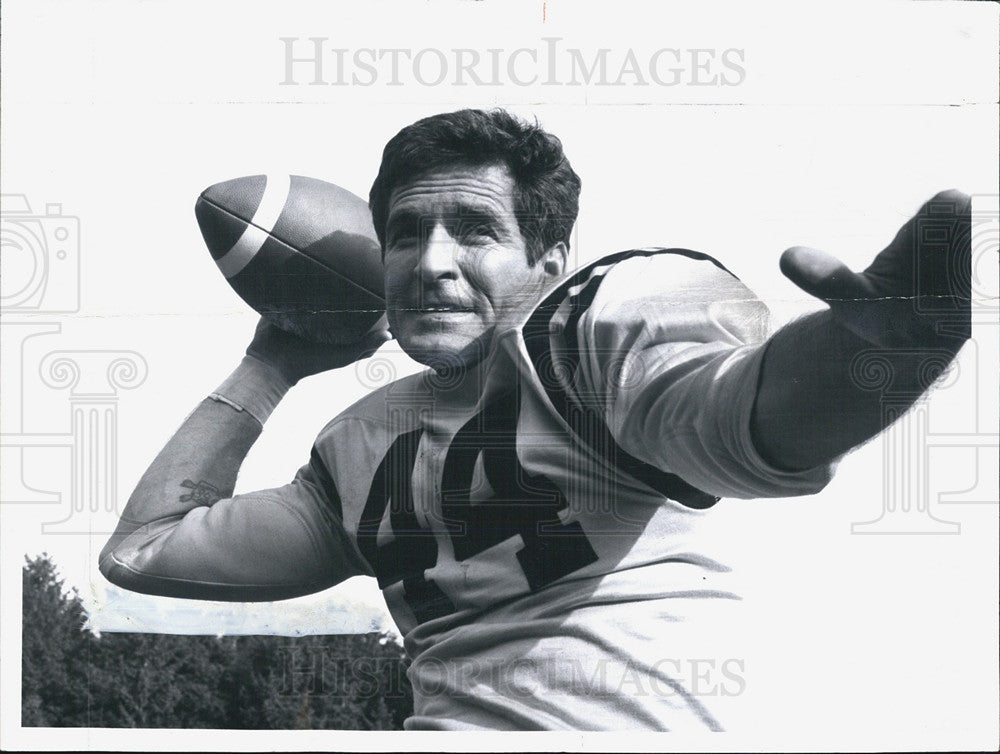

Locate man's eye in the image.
[463,222,496,239]
[387,230,418,247]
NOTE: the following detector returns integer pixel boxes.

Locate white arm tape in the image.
[209,355,293,426]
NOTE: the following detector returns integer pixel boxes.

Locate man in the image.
[100,109,971,730]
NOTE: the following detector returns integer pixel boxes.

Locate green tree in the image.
[21,553,97,726]
[88,633,228,727]
[22,555,412,729]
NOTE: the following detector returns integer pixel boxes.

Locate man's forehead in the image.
[387,163,516,217]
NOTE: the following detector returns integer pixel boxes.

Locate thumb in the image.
[779,245,874,304]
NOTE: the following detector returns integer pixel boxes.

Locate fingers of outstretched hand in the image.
[779,190,973,347]
[864,189,972,288]
[779,245,874,304]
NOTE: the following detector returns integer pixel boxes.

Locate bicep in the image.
[612,343,816,497]
[571,254,831,499]
[99,474,370,601]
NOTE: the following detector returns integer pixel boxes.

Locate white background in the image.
[2,0,998,750]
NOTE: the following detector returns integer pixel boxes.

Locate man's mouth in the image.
[418,302,472,313]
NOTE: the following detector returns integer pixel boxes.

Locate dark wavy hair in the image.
[369,109,582,264]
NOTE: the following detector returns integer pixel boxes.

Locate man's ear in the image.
[540,242,568,278]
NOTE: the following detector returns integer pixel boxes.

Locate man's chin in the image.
[397,333,492,372]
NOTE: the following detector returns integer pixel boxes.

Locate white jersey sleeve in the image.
[530,248,834,499]
[99,447,372,601]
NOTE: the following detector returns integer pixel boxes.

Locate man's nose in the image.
[418,223,461,283]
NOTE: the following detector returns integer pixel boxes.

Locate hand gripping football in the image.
[195,174,385,344]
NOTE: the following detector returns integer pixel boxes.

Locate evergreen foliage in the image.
[21,554,412,729]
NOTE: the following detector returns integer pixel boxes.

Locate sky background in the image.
[2,0,998,750]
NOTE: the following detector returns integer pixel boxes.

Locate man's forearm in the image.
[99,356,291,565]
[749,310,962,472]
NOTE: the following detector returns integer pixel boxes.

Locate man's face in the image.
[383,163,565,367]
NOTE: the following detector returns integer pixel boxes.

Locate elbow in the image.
[98,537,129,589]
[98,521,153,593]
[97,541,164,597]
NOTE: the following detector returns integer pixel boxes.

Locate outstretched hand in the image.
[779,189,972,351]
[246,316,393,385]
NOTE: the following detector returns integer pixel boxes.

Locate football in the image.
[194,174,385,344]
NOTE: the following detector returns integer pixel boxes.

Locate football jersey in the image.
[103,249,833,730]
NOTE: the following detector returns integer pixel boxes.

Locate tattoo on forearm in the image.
[180,479,223,504]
